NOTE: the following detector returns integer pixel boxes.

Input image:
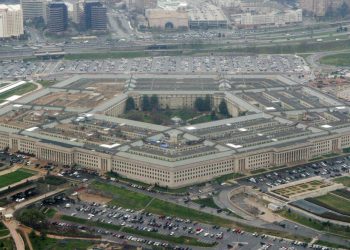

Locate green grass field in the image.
[0,169,34,189]
[314,240,350,249]
[334,176,350,187]
[90,181,152,210]
[307,193,350,216]
[320,53,350,66]
[193,197,221,209]
[29,234,94,250]
[0,237,15,250]
[60,215,215,247]
[90,181,315,242]
[278,209,350,238]
[45,208,57,218]
[332,189,350,200]
[0,83,37,101]
[91,181,233,227]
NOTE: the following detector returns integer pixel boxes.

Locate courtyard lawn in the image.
[0,169,34,189]
[333,176,350,187]
[307,193,350,216]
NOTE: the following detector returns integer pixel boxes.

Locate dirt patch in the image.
[78,190,112,204]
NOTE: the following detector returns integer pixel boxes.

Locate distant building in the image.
[20,0,47,20]
[299,0,346,16]
[0,4,24,38]
[47,2,68,33]
[235,9,302,27]
[72,0,83,24]
[84,1,107,31]
[188,4,228,29]
[145,8,188,29]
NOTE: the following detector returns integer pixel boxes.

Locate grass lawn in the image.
[65,51,148,60]
[189,115,213,125]
[29,234,95,250]
[193,197,221,209]
[278,209,350,238]
[122,109,214,126]
[90,181,152,210]
[0,169,34,189]
[0,229,9,237]
[307,193,350,216]
[250,169,267,174]
[60,215,215,247]
[333,176,350,187]
[0,83,37,101]
[38,175,67,186]
[213,173,245,184]
[332,189,350,200]
[90,182,312,241]
[91,181,233,227]
[319,53,350,66]
[315,240,350,249]
[0,237,15,250]
[37,80,57,88]
[45,208,57,218]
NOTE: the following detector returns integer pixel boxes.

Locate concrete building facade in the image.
[1,74,349,188]
[84,1,107,31]
[20,0,47,20]
[145,8,188,29]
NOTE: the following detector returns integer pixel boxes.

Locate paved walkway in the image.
[3,220,25,250]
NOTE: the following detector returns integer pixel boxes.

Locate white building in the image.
[236,9,302,27]
[0,4,24,38]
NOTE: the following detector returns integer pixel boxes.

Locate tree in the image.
[18,209,47,230]
[142,95,151,111]
[194,97,205,112]
[218,100,229,116]
[40,231,47,240]
[125,97,135,112]
[150,94,159,111]
[210,111,217,121]
[325,6,334,18]
[338,2,349,18]
[195,96,211,112]
[204,95,211,111]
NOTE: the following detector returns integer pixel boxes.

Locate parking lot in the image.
[46,199,323,250]
[239,156,350,193]
[0,55,309,80]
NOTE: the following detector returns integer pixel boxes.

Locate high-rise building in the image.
[72,0,83,24]
[0,4,24,38]
[299,0,347,16]
[20,0,47,20]
[84,1,107,31]
[47,2,68,33]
